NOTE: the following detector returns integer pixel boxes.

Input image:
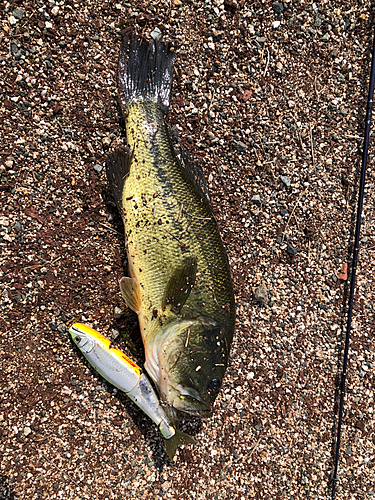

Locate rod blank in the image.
[331,29,375,500]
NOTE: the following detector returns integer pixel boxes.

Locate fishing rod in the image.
[331,27,375,500]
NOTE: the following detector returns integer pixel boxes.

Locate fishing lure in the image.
[69,323,194,459]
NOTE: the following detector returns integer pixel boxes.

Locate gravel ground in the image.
[1,0,375,499]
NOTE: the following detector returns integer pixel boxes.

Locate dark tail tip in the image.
[165,429,196,460]
[118,33,176,114]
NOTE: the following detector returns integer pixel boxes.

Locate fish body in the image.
[69,323,194,458]
[106,35,235,420]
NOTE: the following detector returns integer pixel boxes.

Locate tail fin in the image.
[164,429,196,460]
[118,34,176,114]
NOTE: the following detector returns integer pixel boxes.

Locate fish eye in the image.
[208,379,221,392]
[75,336,81,343]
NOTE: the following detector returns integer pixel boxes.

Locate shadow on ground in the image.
[0,475,15,500]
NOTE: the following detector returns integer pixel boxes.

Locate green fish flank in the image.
[107,36,235,424]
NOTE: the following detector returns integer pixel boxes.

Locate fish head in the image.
[157,319,228,417]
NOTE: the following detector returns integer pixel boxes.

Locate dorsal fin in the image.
[173,144,211,202]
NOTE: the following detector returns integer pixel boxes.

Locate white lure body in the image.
[69,323,175,439]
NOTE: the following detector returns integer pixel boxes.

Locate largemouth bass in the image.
[106,35,235,423]
[69,323,194,459]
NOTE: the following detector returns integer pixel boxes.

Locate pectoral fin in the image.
[162,257,197,313]
[120,277,141,313]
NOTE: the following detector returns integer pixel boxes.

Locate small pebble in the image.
[57,323,67,334]
[102,137,112,148]
[236,141,248,152]
[280,175,291,187]
[286,244,297,256]
[150,27,162,41]
[111,328,120,340]
[10,43,18,56]
[94,164,103,173]
[12,8,25,19]
[273,2,284,14]
[337,263,348,281]
[251,195,261,206]
[114,306,123,319]
[253,283,268,305]
[315,15,322,28]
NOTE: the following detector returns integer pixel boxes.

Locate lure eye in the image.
[75,336,81,343]
[208,379,221,392]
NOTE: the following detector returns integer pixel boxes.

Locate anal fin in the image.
[120,277,141,313]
